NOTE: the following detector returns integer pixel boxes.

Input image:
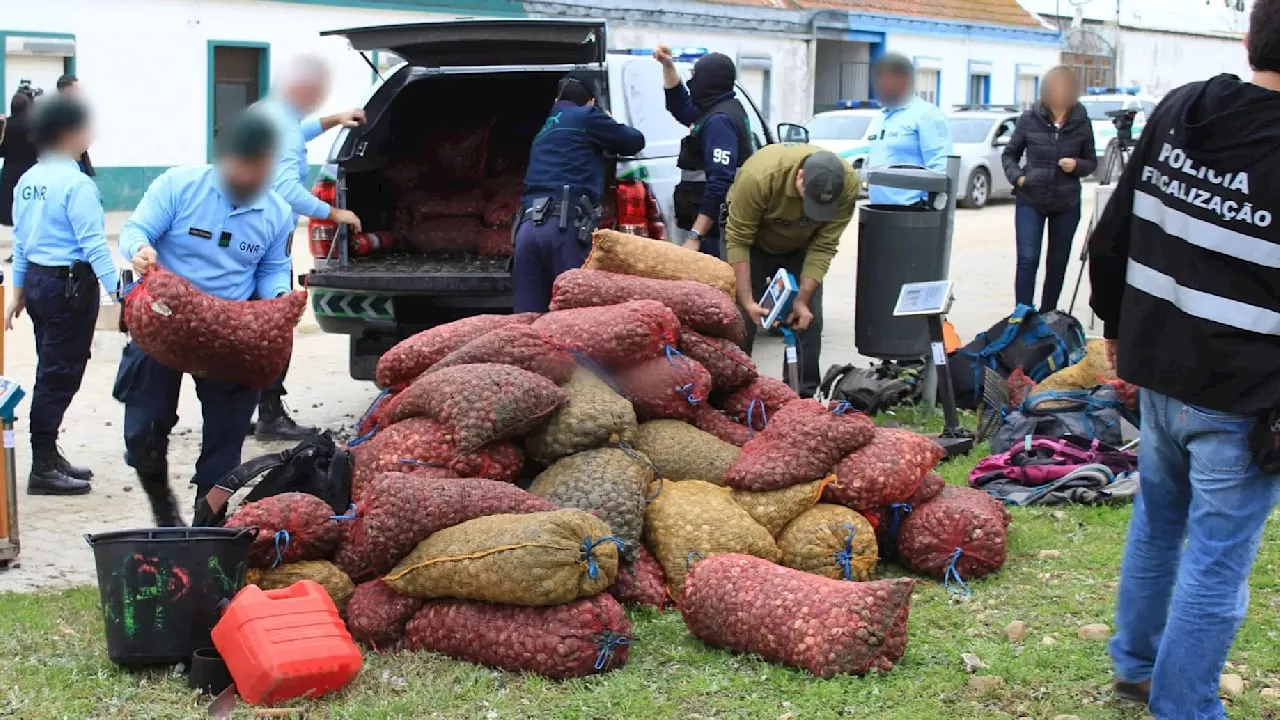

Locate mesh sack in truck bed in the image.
[678,330,757,393]
[334,473,555,583]
[532,300,681,371]
[550,268,745,343]
[123,270,307,390]
[375,313,538,389]
[725,400,876,492]
[383,509,620,605]
[345,579,425,651]
[617,355,712,423]
[422,123,492,184]
[399,189,486,219]
[349,417,523,500]
[381,363,568,452]
[528,448,654,560]
[631,419,739,485]
[224,492,341,569]
[585,229,737,296]
[896,485,1008,586]
[823,428,945,511]
[429,324,576,384]
[777,504,878,582]
[525,370,638,463]
[680,554,916,678]
[404,593,632,679]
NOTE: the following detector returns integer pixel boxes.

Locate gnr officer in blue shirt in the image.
[113,111,295,527]
[251,54,365,442]
[4,96,118,497]
[514,72,646,312]
[865,53,953,207]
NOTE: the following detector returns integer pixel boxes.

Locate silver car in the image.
[946,107,1021,209]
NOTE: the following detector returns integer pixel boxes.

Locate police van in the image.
[1079,86,1158,180]
[803,100,880,174]
[303,19,784,381]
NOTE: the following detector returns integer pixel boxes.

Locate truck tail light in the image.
[644,188,667,242]
[615,180,650,237]
[309,179,338,259]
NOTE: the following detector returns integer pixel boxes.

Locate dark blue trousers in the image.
[1014,196,1082,312]
[512,219,591,313]
[696,226,724,261]
[112,343,259,486]
[25,267,98,447]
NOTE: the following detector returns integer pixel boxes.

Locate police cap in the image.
[30,96,89,150]
[218,109,279,160]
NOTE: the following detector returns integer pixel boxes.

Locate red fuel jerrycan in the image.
[212,580,362,705]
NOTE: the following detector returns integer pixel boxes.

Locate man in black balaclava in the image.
[654,47,755,259]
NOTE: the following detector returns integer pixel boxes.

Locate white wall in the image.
[1018,0,1251,36]
[607,26,812,126]
[1116,29,1250,96]
[8,0,455,169]
[886,34,1062,108]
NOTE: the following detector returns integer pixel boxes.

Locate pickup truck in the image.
[302,18,785,381]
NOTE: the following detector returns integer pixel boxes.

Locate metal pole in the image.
[2,420,17,563]
[922,155,962,412]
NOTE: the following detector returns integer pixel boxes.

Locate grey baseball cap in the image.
[801,151,846,222]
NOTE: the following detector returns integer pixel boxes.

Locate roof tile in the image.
[700,0,1045,29]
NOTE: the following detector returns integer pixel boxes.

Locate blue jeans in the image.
[1014,197,1080,312]
[1110,389,1280,719]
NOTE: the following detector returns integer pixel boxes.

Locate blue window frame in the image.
[913,56,943,106]
[967,60,992,105]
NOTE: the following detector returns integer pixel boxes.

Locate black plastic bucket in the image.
[85,527,256,667]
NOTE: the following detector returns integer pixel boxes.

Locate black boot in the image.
[54,446,94,481]
[137,470,186,528]
[254,396,316,442]
[28,444,91,496]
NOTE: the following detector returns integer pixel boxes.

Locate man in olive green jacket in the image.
[726,143,858,397]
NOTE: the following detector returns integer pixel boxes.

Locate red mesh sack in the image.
[404,217,484,254]
[693,404,753,447]
[224,493,341,569]
[430,324,575,384]
[908,471,947,506]
[335,473,556,582]
[725,401,876,491]
[1007,368,1037,407]
[383,159,423,193]
[404,594,632,679]
[380,363,568,451]
[400,189,486,219]
[723,376,800,430]
[533,300,681,370]
[345,579,424,651]
[475,227,513,257]
[617,355,712,423]
[350,417,523,500]
[678,330,757,394]
[423,123,492,184]
[375,313,538,388]
[936,484,1012,529]
[123,270,306,390]
[680,554,916,678]
[823,428,946,511]
[897,485,1008,586]
[610,545,669,610]
[550,269,745,343]
[483,194,521,227]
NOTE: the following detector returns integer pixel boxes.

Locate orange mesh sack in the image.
[404,594,632,679]
[224,492,341,569]
[345,579,424,651]
[533,300,681,370]
[335,473,555,583]
[123,270,306,390]
[823,428,946,511]
[585,229,736,296]
[725,401,876,491]
[349,417,523,500]
[550,268,745,343]
[896,486,1008,586]
[374,313,538,389]
[381,364,568,452]
[680,554,916,678]
[776,504,878,581]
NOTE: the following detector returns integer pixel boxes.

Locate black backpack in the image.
[817,360,924,415]
[949,305,1087,410]
[192,433,353,527]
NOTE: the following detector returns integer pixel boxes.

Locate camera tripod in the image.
[1067,123,1135,321]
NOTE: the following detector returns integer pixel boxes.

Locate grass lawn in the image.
[2,410,1279,719]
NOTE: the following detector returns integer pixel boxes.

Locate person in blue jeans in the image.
[1002,66,1096,312]
[1088,3,1280,715]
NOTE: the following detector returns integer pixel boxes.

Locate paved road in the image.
[0,193,1103,592]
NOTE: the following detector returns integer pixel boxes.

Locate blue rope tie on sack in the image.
[272,530,291,569]
[617,440,664,487]
[944,547,972,596]
[594,630,632,672]
[664,345,703,405]
[831,522,858,581]
[832,401,857,416]
[347,428,377,448]
[356,387,390,430]
[685,551,705,572]
[581,536,627,580]
[887,503,913,554]
[570,350,628,398]
[330,503,358,521]
[746,398,769,435]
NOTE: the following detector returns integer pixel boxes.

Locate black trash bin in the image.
[855,167,952,360]
[85,527,256,667]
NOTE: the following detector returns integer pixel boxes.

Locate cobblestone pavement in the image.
[0,192,1101,592]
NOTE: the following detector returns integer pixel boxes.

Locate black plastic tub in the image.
[85,527,256,667]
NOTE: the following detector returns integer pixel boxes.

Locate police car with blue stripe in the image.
[802,100,878,192]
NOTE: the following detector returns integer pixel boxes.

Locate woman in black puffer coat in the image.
[1001,66,1097,311]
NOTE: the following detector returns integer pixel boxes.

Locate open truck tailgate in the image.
[321,18,607,68]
